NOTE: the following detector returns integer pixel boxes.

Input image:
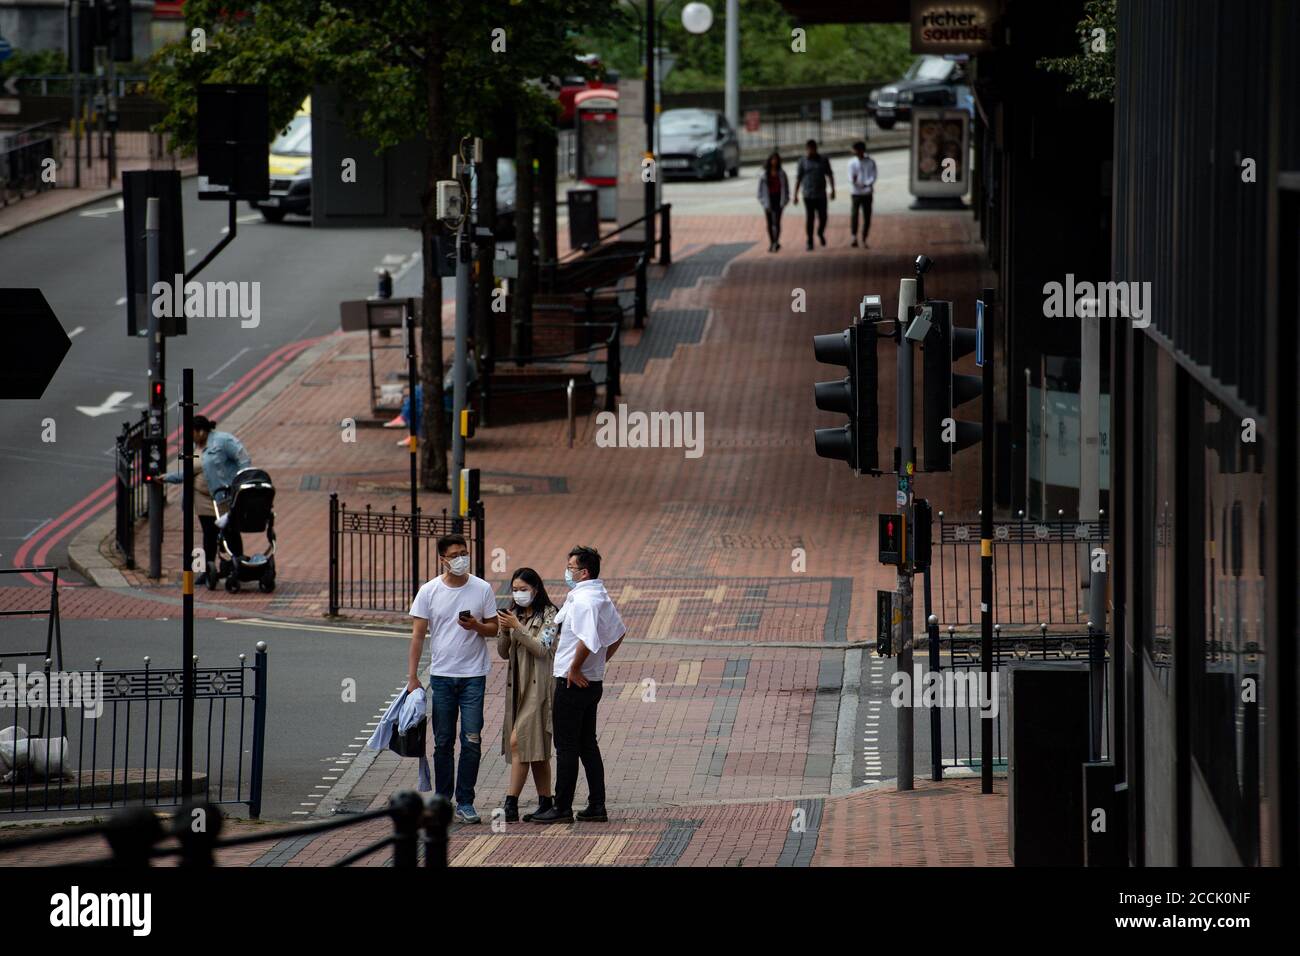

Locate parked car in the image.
[251,98,312,223]
[656,108,740,181]
[868,55,971,130]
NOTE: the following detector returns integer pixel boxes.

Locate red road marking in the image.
[12,334,327,586]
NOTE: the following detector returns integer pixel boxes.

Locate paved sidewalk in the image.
[16,205,1005,866]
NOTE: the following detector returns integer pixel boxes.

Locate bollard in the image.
[567,377,575,449]
[389,790,425,868]
[103,806,164,867]
[175,801,223,867]
[422,794,454,867]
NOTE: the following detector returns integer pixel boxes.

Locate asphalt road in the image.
[0,181,423,577]
[2,614,416,821]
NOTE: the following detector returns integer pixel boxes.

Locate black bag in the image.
[388,691,427,759]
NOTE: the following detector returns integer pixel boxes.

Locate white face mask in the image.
[512,589,534,608]
[445,555,470,575]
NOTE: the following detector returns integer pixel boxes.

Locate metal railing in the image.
[0,791,453,867]
[0,121,59,206]
[1,646,267,818]
[0,567,65,738]
[927,621,1111,777]
[328,496,486,616]
[932,511,1109,626]
[113,411,149,570]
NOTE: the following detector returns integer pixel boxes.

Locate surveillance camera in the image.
[914,254,933,276]
[905,305,933,342]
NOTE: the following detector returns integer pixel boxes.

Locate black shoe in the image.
[775,242,780,251]
[850,238,858,247]
[576,805,608,822]
[806,241,814,251]
[819,232,827,246]
[522,795,553,822]
[529,805,574,825]
[502,795,519,823]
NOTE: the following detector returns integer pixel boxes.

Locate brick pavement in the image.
[3,208,1009,866]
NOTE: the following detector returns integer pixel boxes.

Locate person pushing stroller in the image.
[163,415,249,587]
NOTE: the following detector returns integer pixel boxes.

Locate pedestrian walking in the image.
[847,140,877,247]
[793,138,835,250]
[530,546,626,824]
[406,533,500,824]
[494,568,559,822]
[162,415,248,585]
[757,151,790,252]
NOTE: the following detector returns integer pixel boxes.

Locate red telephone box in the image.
[574,88,619,220]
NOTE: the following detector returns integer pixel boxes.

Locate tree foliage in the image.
[1037,0,1116,103]
[578,0,914,93]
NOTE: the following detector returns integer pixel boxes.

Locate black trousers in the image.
[803,195,828,242]
[199,514,242,567]
[851,193,873,241]
[764,207,783,245]
[553,678,604,812]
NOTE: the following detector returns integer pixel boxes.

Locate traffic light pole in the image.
[896,277,917,793]
[181,367,195,800]
[146,196,165,580]
[450,151,473,523]
[980,288,995,795]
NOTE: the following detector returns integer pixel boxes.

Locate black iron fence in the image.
[932,511,1109,626]
[328,496,485,616]
[1,646,267,817]
[0,791,453,867]
[113,411,149,570]
[0,121,58,206]
[926,622,1111,778]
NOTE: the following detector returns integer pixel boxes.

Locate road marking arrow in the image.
[76,391,132,417]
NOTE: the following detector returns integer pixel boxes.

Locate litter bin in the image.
[567,186,600,250]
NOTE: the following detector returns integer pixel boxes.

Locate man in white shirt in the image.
[531,545,625,824]
[847,140,877,248]
[406,533,499,824]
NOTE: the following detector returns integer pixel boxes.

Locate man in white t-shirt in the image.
[847,140,877,248]
[530,545,625,824]
[407,533,499,824]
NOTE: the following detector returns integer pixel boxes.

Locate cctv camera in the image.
[914,254,933,276]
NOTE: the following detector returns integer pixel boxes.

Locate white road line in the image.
[115,297,127,306]
[236,214,262,223]
[186,248,197,256]
[292,811,309,815]
[68,326,85,338]
[207,346,250,380]
[21,518,52,541]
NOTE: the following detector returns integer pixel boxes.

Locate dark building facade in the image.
[1109,0,1298,866]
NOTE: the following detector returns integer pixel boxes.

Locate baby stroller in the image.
[208,467,277,593]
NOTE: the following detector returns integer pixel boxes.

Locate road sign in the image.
[0,290,72,399]
[0,36,13,62]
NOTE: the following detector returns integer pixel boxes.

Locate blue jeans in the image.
[428,675,485,806]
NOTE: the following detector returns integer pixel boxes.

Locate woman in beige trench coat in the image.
[495,568,558,822]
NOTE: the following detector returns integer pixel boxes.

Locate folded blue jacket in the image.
[367,687,431,792]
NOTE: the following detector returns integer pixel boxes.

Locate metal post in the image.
[107,56,117,186]
[405,300,419,595]
[451,209,471,518]
[182,367,195,800]
[896,277,916,792]
[146,197,164,580]
[644,0,657,285]
[980,288,995,794]
[926,604,941,781]
[1088,549,1108,762]
[248,641,268,819]
[1079,312,1100,586]
[660,203,672,266]
[724,0,740,129]
[390,791,423,868]
[423,795,453,867]
[567,377,575,449]
[71,0,81,189]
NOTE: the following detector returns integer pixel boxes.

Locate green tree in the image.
[578,0,913,93]
[1037,0,1116,103]
[148,0,602,491]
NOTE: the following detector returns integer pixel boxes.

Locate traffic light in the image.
[102,0,133,63]
[878,512,905,565]
[922,300,981,471]
[813,309,879,473]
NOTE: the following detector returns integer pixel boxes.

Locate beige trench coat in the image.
[497,604,557,763]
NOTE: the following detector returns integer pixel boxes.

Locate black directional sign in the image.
[0,289,72,399]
